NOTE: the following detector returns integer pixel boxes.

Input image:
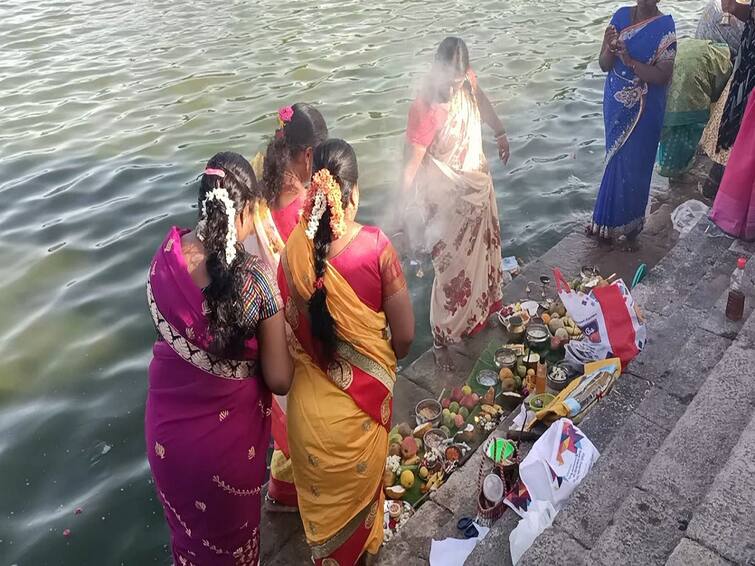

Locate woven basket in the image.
[475,439,520,527]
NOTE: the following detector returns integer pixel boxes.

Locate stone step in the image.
[515,222,754,566]
[677,404,755,565]
[581,335,755,565]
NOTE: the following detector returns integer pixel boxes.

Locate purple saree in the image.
[146,226,278,566]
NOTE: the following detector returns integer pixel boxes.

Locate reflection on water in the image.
[0,0,699,563]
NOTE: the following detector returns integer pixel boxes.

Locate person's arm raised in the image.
[600,25,620,72]
[617,41,674,86]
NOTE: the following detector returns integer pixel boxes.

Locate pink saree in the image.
[710,94,755,241]
[146,227,276,566]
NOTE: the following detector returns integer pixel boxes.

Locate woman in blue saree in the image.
[590,1,676,248]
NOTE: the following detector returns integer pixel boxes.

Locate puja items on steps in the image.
[528,358,622,429]
[554,268,647,366]
[383,389,507,507]
[476,437,520,527]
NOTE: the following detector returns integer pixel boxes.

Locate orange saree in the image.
[277,222,406,565]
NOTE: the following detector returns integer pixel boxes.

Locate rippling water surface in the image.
[0,1,699,563]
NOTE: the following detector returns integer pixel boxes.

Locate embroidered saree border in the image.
[280,252,394,395]
[309,494,377,559]
[147,281,257,380]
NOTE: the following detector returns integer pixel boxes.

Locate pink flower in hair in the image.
[278,106,294,124]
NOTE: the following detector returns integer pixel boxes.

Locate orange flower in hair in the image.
[304,169,347,240]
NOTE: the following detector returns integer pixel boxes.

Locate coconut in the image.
[555,328,569,340]
[383,469,396,487]
[501,377,517,392]
[397,423,413,438]
[413,422,433,438]
[385,485,406,500]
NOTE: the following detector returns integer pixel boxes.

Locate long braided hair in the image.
[262,103,328,203]
[307,139,358,362]
[197,151,261,358]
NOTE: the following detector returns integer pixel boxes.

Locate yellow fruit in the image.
[526,369,536,378]
[400,469,415,489]
[419,466,429,480]
[499,367,514,381]
[542,313,551,325]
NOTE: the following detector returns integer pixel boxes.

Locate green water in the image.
[0,1,699,564]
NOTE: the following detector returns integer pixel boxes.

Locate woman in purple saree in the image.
[146,152,293,566]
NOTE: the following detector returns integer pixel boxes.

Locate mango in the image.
[400,470,415,489]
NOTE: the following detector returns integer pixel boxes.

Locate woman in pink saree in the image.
[245,103,329,512]
[402,37,510,370]
[146,152,293,565]
[710,94,755,241]
[248,103,329,270]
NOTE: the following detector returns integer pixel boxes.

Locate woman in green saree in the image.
[657,38,732,178]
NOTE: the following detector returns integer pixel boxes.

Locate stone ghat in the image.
[259,164,705,565]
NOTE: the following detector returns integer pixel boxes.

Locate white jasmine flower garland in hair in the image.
[305,191,326,239]
[198,187,238,265]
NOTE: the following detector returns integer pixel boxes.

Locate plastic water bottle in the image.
[725,257,747,321]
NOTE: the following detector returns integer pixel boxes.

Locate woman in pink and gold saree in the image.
[402,37,510,371]
[245,103,329,512]
[146,152,292,566]
[278,139,415,565]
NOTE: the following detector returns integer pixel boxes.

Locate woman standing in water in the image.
[278,139,414,565]
[709,0,755,240]
[590,0,676,249]
[146,152,292,565]
[402,36,509,371]
[249,103,328,513]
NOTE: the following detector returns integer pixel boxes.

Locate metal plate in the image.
[476,369,498,387]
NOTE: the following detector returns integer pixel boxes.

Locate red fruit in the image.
[471,393,481,405]
[454,414,465,428]
[451,387,463,402]
[460,394,476,411]
[400,436,418,459]
[441,398,451,409]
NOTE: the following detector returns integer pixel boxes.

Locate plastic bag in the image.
[671,199,709,235]
[555,269,647,367]
[509,500,557,565]
[518,418,599,512]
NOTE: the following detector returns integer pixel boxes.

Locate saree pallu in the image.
[591,9,676,238]
[710,94,755,240]
[658,39,731,177]
[245,154,304,510]
[411,87,503,345]
[277,223,398,565]
[717,0,755,151]
[146,227,272,566]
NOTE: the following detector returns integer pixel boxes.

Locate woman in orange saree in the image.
[401,37,509,371]
[278,139,415,565]
[244,103,329,511]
